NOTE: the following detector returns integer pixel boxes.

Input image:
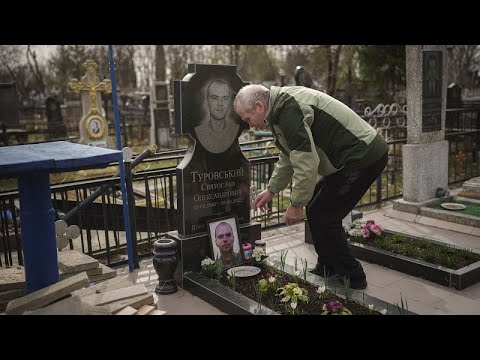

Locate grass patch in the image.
[350,232,480,270]
[430,200,480,217]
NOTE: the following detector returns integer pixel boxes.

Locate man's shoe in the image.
[309,263,336,278]
[334,274,368,290]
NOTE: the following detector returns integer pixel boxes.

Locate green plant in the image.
[279,249,288,272]
[321,300,352,315]
[394,294,409,315]
[301,258,308,281]
[277,282,309,315]
[228,272,237,291]
[200,257,222,280]
[253,279,264,312]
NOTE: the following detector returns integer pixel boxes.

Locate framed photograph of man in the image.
[85,114,105,139]
[207,215,243,270]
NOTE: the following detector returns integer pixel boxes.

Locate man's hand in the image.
[284,204,303,226]
[254,189,274,212]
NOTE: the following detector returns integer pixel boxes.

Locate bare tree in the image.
[26,45,46,96]
[447,45,480,88]
[323,45,343,96]
[155,45,166,81]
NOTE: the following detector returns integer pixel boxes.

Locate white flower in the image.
[252,247,267,261]
[294,270,301,277]
[290,302,297,310]
[348,228,363,237]
[201,257,215,267]
[343,223,352,232]
[268,276,276,283]
[368,304,374,310]
[380,309,387,315]
[316,285,326,294]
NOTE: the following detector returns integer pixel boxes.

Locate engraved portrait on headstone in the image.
[422,51,443,133]
[425,53,441,98]
[194,79,239,154]
[174,64,250,236]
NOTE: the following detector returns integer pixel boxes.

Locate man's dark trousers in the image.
[306,152,388,281]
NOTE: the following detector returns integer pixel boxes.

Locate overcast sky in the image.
[32,45,57,64]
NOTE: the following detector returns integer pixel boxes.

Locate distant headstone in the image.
[150,81,175,149]
[68,59,113,148]
[0,83,19,128]
[447,83,462,109]
[45,96,67,139]
[458,177,480,199]
[174,64,250,236]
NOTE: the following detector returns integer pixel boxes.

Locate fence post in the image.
[1,123,8,146]
[124,159,139,269]
[376,172,382,208]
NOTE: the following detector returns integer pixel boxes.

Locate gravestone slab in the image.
[0,83,19,127]
[170,64,261,284]
[0,266,25,291]
[174,64,251,236]
[397,45,449,204]
[459,177,480,199]
[45,96,67,139]
[57,249,99,274]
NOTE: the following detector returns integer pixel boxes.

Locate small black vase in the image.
[152,238,178,295]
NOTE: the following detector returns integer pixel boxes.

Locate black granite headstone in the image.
[45,96,67,138]
[154,108,170,128]
[422,51,443,132]
[174,64,250,236]
[155,82,169,105]
[0,83,19,128]
[447,83,462,109]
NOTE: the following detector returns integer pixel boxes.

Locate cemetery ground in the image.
[109,189,480,315]
[3,192,480,315]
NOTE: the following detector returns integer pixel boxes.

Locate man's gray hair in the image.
[234,84,270,113]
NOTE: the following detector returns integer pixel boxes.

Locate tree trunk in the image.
[155,45,166,81]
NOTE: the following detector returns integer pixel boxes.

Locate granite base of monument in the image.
[167,222,261,287]
[458,177,480,200]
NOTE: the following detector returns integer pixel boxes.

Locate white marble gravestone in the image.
[397,45,449,206]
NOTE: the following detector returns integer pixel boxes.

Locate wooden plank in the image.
[81,284,148,306]
[73,276,133,298]
[87,263,116,283]
[109,293,155,314]
[0,288,26,302]
[135,305,156,315]
[24,295,111,315]
[115,306,138,315]
[5,272,90,315]
[0,267,26,292]
[147,309,167,315]
[57,250,99,274]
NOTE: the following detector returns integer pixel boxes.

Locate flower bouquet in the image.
[252,247,269,265]
[343,218,383,241]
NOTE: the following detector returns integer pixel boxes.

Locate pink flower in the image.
[369,223,383,235]
[361,227,370,239]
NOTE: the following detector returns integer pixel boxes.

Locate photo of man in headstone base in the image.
[211,220,242,270]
